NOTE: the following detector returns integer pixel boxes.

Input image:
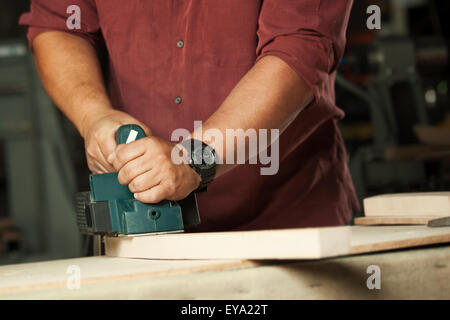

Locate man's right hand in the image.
[80,109,151,174]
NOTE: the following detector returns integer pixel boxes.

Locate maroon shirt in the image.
[20,0,360,231]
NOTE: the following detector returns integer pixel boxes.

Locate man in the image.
[20,0,359,231]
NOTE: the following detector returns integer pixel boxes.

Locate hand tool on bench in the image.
[75,124,201,240]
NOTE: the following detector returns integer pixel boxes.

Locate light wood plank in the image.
[1,226,450,298]
[105,227,351,260]
[363,192,450,217]
[1,246,449,299]
[350,225,450,254]
[0,256,263,295]
[354,215,435,225]
[105,225,450,260]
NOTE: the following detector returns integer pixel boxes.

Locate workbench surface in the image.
[0,244,449,299]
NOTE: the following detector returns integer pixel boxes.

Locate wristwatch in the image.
[180,139,217,193]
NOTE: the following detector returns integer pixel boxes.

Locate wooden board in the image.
[0,256,263,296]
[1,246,450,299]
[105,225,450,260]
[350,225,450,254]
[363,192,450,217]
[1,226,450,299]
[106,227,351,260]
[354,215,435,226]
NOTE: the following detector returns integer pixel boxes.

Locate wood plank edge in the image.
[349,233,450,255]
[354,216,434,225]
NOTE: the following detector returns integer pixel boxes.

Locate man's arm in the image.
[33,31,150,173]
[194,55,313,176]
[111,56,313,203]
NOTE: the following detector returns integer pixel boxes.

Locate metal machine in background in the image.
[0,39,81,262]
[338,34,450,207]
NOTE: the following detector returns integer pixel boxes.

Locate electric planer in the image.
[75,124,201,236]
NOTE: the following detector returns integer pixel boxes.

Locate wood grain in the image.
[354,215,435,226]
[363,192,450,217]
[1,226,450,298]
[1,247,450,299]
[105,225,450,260]
[105,227,352,260]
[0,256,264,295]
[350,225,450,254]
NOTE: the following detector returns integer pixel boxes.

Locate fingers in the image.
[97,131,117,172]
[110,140,148,170]
[86,143,114,174]
[128,169,160,193]
[87,158,109,174]
[118,154,154,185]
[95,143,116,172]
[134,184,166,203]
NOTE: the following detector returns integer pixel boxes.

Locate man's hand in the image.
[109,137,201,203]
[81,109,151,174]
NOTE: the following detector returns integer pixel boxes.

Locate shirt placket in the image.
[171,0,188,108]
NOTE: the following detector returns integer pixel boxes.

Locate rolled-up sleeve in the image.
[256,0,353,105]
[19,0,100,51]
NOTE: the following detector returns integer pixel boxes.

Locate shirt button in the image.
[175,96,182,104]
[177,40,184,48]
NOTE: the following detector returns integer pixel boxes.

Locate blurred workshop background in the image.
[0,0,449,264]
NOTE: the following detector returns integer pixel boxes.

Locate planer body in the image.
[75,124,201,236]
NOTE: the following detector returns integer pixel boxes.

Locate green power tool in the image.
[75,124,201,236]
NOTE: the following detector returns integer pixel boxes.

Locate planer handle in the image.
[115,124,147,145]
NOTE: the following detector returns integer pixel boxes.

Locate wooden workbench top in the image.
[1,225,449,299]
[0,245,449,299]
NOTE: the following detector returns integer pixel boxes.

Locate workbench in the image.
[0,244,449,299]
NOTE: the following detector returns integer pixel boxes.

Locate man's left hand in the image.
[108,137,201,203]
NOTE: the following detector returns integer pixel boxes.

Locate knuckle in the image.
[122,165,134,180]
[115,150,124,163]
[129,179,142,192]
[155,153,166,163]
[117,172,127,185]
[144,137,154,147]
[165,180,178,195]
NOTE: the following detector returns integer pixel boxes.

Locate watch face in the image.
[202,146,216,166]
[184,139,217,169]
[192,148,204,165]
